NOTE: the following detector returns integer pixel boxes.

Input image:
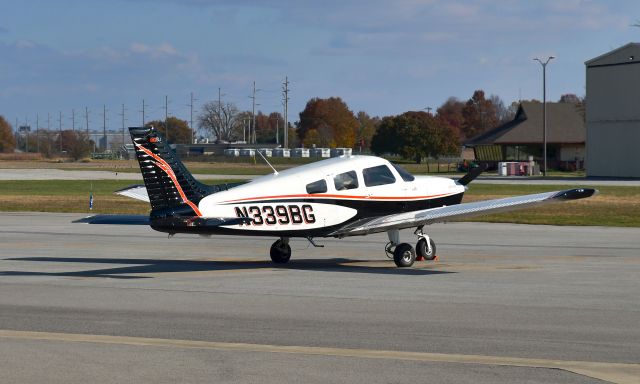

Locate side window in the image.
[333,171,359,191]
[306,179,327,194]
[391,163,415,182]
[363,165,396,187]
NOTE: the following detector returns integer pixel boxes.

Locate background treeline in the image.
[0,91,583,163]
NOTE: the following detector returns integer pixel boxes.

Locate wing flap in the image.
[330,188,597,237]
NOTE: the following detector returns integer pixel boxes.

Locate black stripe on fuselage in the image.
[151,192,465,238]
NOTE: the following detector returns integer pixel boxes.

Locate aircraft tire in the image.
[270,240,292,264]
[416,238,437,260]
[393,243,416,268]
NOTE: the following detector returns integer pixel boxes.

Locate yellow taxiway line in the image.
[1,330,638,384]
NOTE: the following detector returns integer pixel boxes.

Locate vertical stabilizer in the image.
[129,126,211,218]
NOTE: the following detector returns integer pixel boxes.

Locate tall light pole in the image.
[534,56,554,176]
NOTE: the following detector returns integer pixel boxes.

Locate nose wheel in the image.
[416,236,437,261]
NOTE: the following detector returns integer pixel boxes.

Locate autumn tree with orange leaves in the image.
[297,97,359,148]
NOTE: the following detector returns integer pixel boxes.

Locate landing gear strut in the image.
[385,229,416,268]
[270,237,291,264]
[385,228,437,267]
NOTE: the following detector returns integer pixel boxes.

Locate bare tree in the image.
[489,94,514,124]
[198,101,242,143]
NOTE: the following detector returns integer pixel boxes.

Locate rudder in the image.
[129,126,211,219]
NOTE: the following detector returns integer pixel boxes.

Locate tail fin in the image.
[457,163,487,186]
[129,126,212,219]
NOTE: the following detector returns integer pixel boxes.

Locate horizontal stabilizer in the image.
[74,215,150,225]
[115,185,149,202]
[74,214,252,228]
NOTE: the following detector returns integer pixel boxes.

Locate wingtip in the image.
[553,188,598,201]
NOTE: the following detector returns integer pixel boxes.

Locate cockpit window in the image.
[391,163,415,181]
[363,165,396,187]
[333,171,359,191]
[306,179,327,194]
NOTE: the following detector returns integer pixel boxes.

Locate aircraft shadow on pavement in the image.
[2,257,454,278]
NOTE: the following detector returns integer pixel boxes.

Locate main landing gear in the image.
[270,237,291,264]
[385,227,437,268]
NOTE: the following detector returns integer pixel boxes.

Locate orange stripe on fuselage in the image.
[135,142,203,216]
[218,192,455,204]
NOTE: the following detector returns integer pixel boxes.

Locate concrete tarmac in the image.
[1,212,639,383]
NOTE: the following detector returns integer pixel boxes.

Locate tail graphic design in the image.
[129,126,214,219]
[134,142,203,216]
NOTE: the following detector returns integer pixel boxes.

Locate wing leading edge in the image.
[329,188,597,237]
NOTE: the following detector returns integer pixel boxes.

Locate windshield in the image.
[391,163,415,182]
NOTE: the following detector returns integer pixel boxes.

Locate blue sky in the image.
[1,0,638,131]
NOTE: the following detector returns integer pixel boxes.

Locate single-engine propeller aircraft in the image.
[77,126,597,268]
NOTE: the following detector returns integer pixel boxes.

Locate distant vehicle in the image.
[77,127,597,268]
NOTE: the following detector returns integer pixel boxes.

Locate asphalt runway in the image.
[1,212,639,383]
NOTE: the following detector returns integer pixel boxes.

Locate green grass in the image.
[1,180,637,227]
[0,180,239,214]
[463,184,640,227]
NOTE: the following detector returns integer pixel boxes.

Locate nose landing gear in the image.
[415,227,437,261]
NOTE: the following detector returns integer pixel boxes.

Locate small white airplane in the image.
[78,126,597,268]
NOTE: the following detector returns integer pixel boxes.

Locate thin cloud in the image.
[130,42,179,57]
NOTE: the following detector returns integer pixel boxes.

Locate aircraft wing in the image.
[329,188,597,237]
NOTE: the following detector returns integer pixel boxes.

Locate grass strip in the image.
[0,181,637,227]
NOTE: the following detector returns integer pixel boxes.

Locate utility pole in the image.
[24,116,29,153]
[282,76,289,148]
[85,107,90,135]
[218,88,223,142]
[141,99,149,126]
[164,95,169,142]
[534,56,555,177]
[102,105,108,151]
[71,108,76,131]
[188,92,198,144]
[36,113,39,153]
[58,111,63,153]
[249,82,259,144]
[118,104,127,146]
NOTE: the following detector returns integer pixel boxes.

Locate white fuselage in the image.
[198,156,465,234]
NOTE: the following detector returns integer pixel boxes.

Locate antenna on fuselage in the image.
[255,149,278,175]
